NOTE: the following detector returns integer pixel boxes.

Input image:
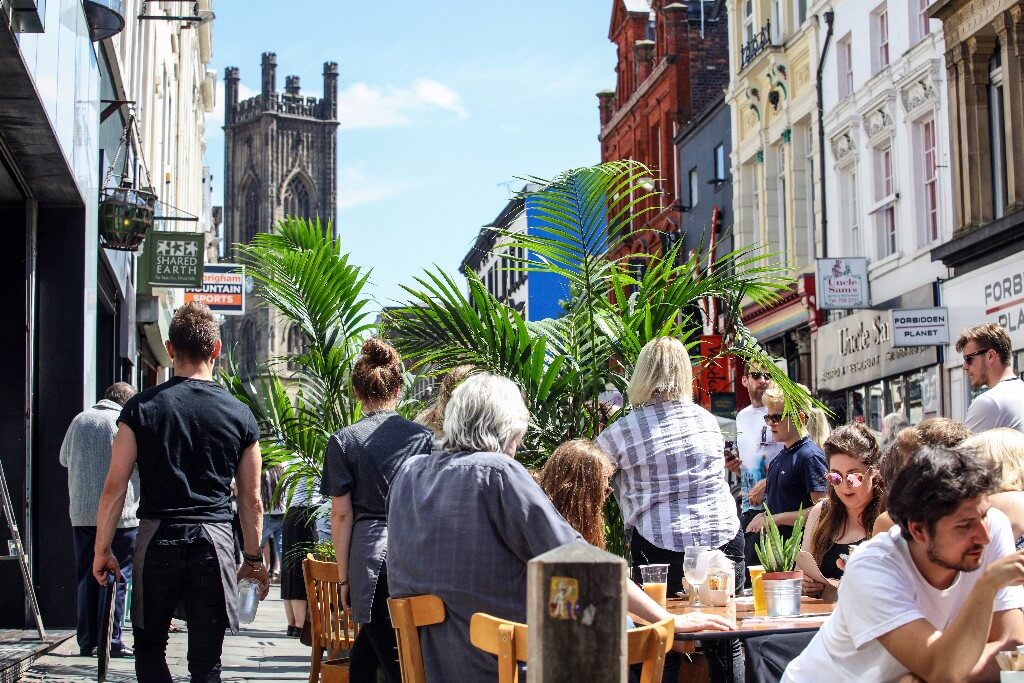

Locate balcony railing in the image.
[740,21,773,69]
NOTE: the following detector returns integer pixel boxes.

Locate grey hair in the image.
[442,373,530,454]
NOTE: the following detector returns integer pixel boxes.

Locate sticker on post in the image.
[548,576,581,620]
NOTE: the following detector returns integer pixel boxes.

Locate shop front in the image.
[941,254,1024,422]
[815,304,942,430]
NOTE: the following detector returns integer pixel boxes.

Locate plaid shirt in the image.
[596,400,739,552]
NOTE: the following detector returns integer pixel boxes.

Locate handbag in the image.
[300,612,313,646]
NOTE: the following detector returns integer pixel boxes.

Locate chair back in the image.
[303,554,357,656]
[469,613,529,683]
[626,616,674,683]
[387,595,446,683]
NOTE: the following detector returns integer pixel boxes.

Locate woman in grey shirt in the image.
[321,338,433,683]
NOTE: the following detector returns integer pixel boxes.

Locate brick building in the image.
[597,0,729,259]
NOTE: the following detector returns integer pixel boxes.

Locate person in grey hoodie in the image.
[61,382,138,658]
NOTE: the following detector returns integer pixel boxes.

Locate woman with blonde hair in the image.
[965,428,1024,549]
[415,364,475,440]
[596,336,741,682]
[537,439,615,548]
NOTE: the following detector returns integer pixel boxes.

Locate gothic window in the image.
[240,318,257,378]
[286,324,305,372]
[242,181,260,246]
[283,177,311,219]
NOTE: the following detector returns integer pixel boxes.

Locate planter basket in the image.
[99,185,156,251]
[763,571,803,617]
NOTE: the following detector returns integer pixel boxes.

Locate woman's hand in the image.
[802,577,824,597]
[673,612,735,633]
[746,512,766,534]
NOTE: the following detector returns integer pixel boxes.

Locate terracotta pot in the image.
[763,570,803,581]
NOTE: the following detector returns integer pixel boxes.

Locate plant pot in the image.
[763,570,803,581]
[763,576,803,617]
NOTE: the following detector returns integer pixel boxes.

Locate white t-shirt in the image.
[965,376,1024,434]
[783,507,1024,683]
[735,405,783,514]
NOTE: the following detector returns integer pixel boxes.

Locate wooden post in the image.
[527,541,627,682]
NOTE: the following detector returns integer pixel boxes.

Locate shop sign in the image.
[891,308,949,347]
[183,263,245,315]
[942,256,1024,368]
[147,230,205,288]
[696,335,732,411]
[815,309,937,391]
[816,258,869,309]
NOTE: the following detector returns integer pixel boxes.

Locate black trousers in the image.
[630,529,745,683]
[73,526,136,652]
[349,562,401,683]
[134,537,229,683]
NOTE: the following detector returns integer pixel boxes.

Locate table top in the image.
[665,596,835,641]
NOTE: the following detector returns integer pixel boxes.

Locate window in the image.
[714,144,727,182]
[913,0,930,44]
[844,170,861,256]
[242,181,260,246]
[921,119,939,244]
[872,5,889,74]
[990,45,1008,220]
[743,0,755,44]
[837,35,853,99]
[283,177,311,218]
[771,0,784,43]
[875,146,897,258]
[689,167,699,208]
[776,145,788,265]
[652,124,663,189]
[793,0,807,28]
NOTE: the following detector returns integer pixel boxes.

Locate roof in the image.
[621,0,650,13]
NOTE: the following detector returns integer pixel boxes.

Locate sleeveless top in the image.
[820,539,865,580]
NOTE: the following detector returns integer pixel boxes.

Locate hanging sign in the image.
[891,307,949,347]
[184,263,245,315]
[816,257,869,309]
[147,230,205,288]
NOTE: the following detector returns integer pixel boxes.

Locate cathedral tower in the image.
[222,53,339,377]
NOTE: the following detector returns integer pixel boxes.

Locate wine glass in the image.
[683,546,710,608]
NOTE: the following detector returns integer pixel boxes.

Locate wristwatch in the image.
[339,578,350,586]
[242,551,263,565]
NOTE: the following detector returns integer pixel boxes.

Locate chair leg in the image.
[309,644,322,683]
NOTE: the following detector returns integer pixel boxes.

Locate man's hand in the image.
[748,479,767,506]
[237,561,270,600]
[674,612,734,633]
[981,550,1024,592]
[93,548,121,585]
[746,512,766,534]
[725,451,740,474]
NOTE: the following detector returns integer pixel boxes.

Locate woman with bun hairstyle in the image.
[800,423,885,596]
[321,338,434,682]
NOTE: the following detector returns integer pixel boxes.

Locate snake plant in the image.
[754,505,806,574]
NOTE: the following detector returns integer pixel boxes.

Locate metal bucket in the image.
[763,578,802,617]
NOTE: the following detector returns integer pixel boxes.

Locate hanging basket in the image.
[99,185,156,251]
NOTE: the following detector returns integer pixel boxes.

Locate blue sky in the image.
[205,1,617,313]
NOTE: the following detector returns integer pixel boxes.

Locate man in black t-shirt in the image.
[93,302,268,682]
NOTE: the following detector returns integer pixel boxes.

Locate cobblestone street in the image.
[22,595,310,682]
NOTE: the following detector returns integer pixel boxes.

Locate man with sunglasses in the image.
[732,365,784,572]
[784,445,1024,682]
[957,323,1024,434]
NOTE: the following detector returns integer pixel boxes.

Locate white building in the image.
[812,0,950,427]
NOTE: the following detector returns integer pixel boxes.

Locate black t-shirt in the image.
[119,376,260,523]
[320,411,433,523]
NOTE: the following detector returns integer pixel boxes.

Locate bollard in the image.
[527,541,627,682]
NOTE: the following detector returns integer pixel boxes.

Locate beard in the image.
[926,538,986,572]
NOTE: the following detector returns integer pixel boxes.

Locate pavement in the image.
[21,594,313,682]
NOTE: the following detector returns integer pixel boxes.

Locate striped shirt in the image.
[596,400,739,552]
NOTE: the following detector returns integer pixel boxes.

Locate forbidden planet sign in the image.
[891,307,949,347]
[184,263,245,315]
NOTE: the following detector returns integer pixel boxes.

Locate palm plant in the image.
[219,216,376,504]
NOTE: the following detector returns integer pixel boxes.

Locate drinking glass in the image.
[683,546,710,608]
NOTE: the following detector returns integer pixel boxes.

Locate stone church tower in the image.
[222,52,339,377]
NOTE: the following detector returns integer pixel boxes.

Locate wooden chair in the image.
[303,554,360,683]
[387,595,446,683]
[468,613,675,683]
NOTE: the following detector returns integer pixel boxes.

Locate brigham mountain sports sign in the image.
[147,230,205,288]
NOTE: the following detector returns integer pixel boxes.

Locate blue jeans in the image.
[134,536,229,683]
[73,526,136,652]
[260,512,284,562]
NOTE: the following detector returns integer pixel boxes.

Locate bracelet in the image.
[339,578,349,586]
[242,551,263,564]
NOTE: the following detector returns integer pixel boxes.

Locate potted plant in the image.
[754,505,806,616]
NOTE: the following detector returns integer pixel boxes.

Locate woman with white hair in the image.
[596,337,743,682]
[386,372,733,682]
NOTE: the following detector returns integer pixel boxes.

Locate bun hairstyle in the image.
[352,337,403,403]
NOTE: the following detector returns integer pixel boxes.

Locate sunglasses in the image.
[826,472,867,487]
[746,372,769,380]
[962,349,990,365]
[763,413,785,424]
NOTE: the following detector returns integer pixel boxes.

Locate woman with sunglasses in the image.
[801,423,885,597]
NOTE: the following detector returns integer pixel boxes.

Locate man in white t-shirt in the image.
[784,445,1024,683]
[957,323,1024,433]
[727,365,784,572]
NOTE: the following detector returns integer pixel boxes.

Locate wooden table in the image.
[665,596,834,645]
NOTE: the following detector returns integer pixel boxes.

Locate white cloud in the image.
[338,165,406,210]
[206,80,257,128]
[338,79,465,130]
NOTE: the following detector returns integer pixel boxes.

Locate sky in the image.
[204,1,618,314]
